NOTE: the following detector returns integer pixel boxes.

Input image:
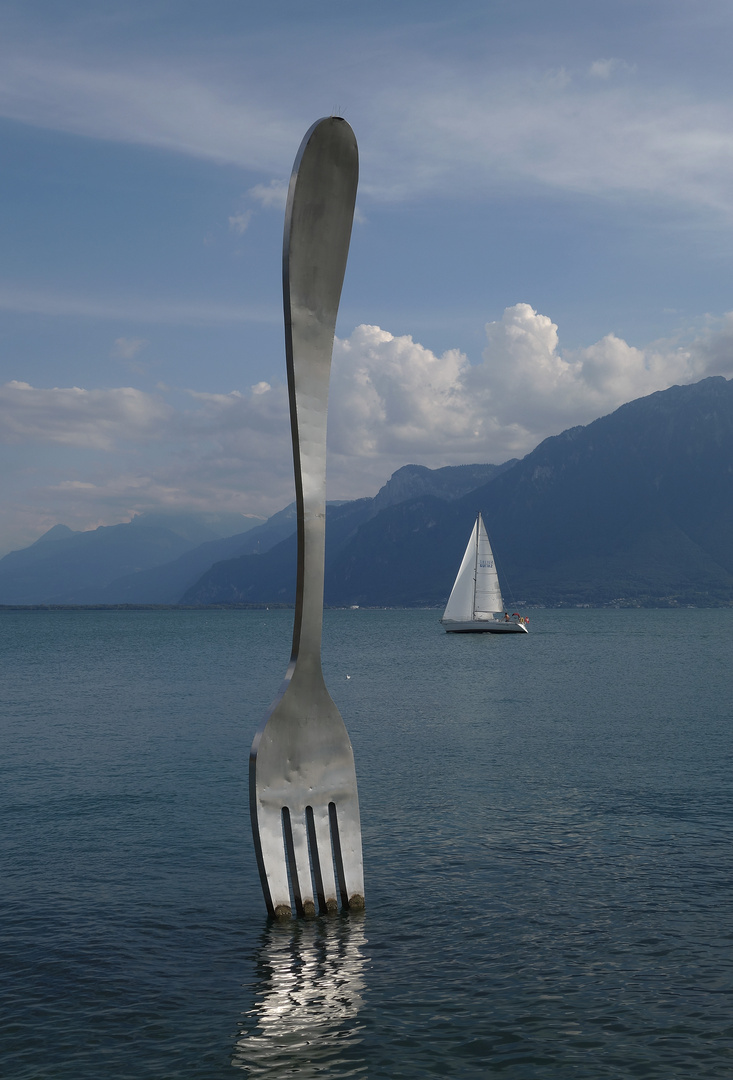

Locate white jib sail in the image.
[442,519,479,622]
[473,514,503,617]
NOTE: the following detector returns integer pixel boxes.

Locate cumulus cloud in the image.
[325,306,728,493]
[474,304,693,433]
[2,306,731,551]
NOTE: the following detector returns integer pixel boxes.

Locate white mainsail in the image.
[442,513,503,623]
[473,514,503,616]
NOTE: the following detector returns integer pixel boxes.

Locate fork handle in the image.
[283,118,358,673]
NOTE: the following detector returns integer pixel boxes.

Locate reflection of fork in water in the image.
[232,915,368,1077]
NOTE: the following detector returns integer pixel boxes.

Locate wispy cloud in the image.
[588,57,635,80]
[0,283,279,325]
[1,32,733,220]
[0,381,171,450]
[111,337,147,360]
[228,209,253,235]
[0,51,299,171]
[249,179,288,209]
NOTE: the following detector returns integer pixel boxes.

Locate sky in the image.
[1,0,733,554]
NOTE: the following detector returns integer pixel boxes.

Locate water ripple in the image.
[232,915,368,1077]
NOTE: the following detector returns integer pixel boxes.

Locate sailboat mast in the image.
[472,512,480,619]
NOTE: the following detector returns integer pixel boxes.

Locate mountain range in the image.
[0,511,262,605]
[0,459,511,606]
[183,376,733,608]
[2,376,731,607]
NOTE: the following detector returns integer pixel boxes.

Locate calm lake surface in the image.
[1,607,732,1078]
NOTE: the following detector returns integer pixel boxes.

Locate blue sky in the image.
[1,0,733,552]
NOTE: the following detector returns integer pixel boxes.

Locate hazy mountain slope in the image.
[63,505,299,604]
[65,530,266,605]
[325,494,461,606]
[0,511,259,605]
[181,500,373,604]
[181,463,514,605]
[29,524,79,546]
[0,524,196,604]
[181,376,733,607]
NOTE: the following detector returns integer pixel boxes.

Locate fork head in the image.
[250,670,364,918]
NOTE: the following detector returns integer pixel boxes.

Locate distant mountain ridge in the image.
[182,376,733,608]
[180,499,375,606]
[178,463,513,606]
[371,461,517,512]
[0,510,262,605]
[0,462,504,606]
[62,505,299,605]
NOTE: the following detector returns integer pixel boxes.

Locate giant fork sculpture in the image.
[249,117,364,917]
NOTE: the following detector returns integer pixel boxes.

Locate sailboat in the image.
[441,512,528,634]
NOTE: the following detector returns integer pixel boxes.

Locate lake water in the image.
[1,607,732,1078]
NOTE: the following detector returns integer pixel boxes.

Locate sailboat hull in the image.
[442,619,528,634]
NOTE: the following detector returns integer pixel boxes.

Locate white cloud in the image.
[111,337,147,359]
[249,179,289,209]
[0,51,299,172]
[0,34,732,221]
[682,311,733,376]
[1,306,731,552]
[0,377,293,551]
[324,306,729,494]
[329,326,473,462]
[474,304,697,434]
[374,73,733,217]
[588,58,634,80]
[228,209,253,235]
[0,381,171,450]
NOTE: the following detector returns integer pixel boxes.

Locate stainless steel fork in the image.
[249,117,364,918]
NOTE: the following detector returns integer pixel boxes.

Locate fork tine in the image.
[252,801,293,918]
[286,808,317,917]
[329,796,365,909]
[307,803,339,913]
